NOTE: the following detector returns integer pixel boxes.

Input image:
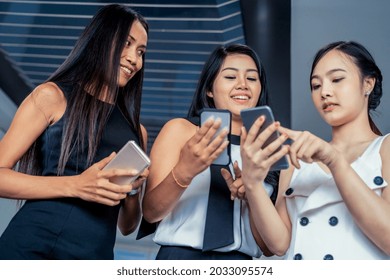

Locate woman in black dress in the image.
[0,4,149,259]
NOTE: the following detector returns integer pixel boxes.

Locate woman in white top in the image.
[241,41,390,259]
[142,44,286,260]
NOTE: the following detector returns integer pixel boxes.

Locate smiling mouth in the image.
[231,95,250,101]
[121,66,133,76]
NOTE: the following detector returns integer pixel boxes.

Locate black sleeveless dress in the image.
[0,82,140,259]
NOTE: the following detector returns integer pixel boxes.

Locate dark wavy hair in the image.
[18,4,149,175]
[187,43,279,203]
[310,41,383,135]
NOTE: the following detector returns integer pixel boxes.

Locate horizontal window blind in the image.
[0,0,245,151]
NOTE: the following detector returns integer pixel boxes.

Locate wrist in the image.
[172,166,192,188]
[328,155,348,173]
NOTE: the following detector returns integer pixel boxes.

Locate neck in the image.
[331,118,377,147]
[231,115,243,136]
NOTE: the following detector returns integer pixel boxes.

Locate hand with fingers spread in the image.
[75,152,148,206]
[221,161,246,200]
[240,116,289,188]
[173,116,230,185]
[277,126,339,169]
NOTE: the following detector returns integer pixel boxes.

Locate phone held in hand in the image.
[200,108,231,165]
[103,140,150,185]
[240,106,289,171]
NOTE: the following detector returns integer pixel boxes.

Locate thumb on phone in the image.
[95,152,116,170]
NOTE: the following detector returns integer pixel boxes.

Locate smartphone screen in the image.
[200,109,231,165]
[240,106,289,171]
[103,140,151,185]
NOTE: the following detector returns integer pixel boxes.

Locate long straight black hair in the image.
[18,4,149,175]
[310,41,383,135]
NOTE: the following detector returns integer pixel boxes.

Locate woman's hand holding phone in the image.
[240,116,289,188]
[173,115,230,186]
[74,153,141,206]
[241,106,289,171]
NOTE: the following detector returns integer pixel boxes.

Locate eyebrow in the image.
[311,68,346,80]
[222,67,258,73]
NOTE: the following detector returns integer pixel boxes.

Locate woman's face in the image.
[118,20,148,87]
[310,49,371,127]
[208,54,261,120]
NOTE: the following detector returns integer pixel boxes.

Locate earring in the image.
[365,91,370,97]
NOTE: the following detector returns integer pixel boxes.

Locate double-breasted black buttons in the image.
[328,216,338,226]
[323,254,334,260]
[300,217,309,226]
[285,188,294,196]
[374,176,384,185]
[293,253,303,260]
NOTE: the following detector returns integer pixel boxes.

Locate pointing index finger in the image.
[278,125,299,141]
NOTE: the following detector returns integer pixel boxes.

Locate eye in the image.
[311,83,321,91]
[332,77,344,83]
[247,77,258,82]
[224,76,236,80]
[137,49,145,56]
[125,40,131,47]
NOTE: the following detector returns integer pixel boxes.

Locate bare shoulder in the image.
[28,82,66,124]
[158,118,196,141]
[30,82,65,105]
[380,133,390,168]
[381,134,390,152]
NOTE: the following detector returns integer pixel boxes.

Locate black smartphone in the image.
[103,140,151,185]
[200,109,231,165]
[240,106,289,171]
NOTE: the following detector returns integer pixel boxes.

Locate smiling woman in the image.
[140,44,285,260]
[0,4,150,260]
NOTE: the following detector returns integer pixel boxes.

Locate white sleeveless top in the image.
[153,142,274,258]
[285,134,389,260]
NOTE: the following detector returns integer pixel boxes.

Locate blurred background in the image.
[1,0,389,259]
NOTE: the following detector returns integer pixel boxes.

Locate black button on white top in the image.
[374,176,384,185]
[329,216,338,226]
[300,217,309,226]
[293,253,303,260]
[323,254,334,260]
[285,188,294,196]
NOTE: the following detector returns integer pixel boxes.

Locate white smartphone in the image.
[200,108,231,166]
[240,106,289,171]
[103,140,150,185]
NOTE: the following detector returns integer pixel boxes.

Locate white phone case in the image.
[103,140,150,185]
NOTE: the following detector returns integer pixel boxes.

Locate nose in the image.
[235,75,248,89]
[125,49,137,65]
[320,82,333,99]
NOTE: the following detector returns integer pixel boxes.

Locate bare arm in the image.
[142,117,229,223]
[0,82,137,205]
[240,117,292,256]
